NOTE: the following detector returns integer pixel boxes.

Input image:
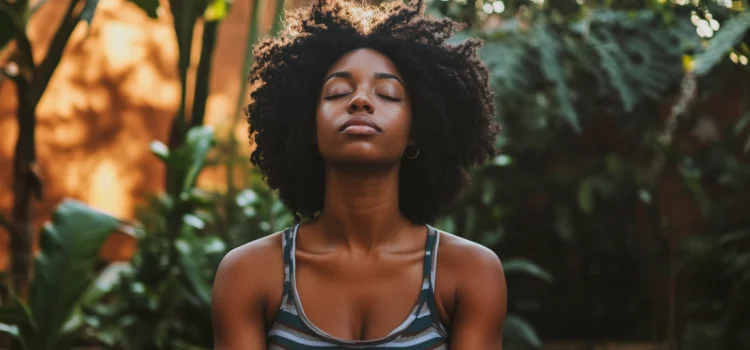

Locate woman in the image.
[211,0,507,348]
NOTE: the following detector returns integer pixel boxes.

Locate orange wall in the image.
[0,0,298,268]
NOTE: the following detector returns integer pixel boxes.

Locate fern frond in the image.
[694,11,750,76]
[534,24,581,132]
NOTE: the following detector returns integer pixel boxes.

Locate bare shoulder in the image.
[434,230,507,348]
[437,230,504,277]
[212,231,285,325]
[432,230,506,328]
[211,232,287,347]
[215,231,284,286]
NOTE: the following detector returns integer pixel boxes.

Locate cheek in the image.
[315,103,335,138]
[394,104,412,141]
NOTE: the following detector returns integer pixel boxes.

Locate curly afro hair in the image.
[246,0,500,224]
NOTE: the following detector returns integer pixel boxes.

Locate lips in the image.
[339,115,382,135]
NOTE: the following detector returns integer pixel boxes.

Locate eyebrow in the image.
[324,71,404,86]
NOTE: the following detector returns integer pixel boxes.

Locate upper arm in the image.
[448,245,507,350]
[211,244,274,349]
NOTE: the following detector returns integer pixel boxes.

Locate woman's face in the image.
[316,48,412,166]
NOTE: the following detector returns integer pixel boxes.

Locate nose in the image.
[347,93,374,114]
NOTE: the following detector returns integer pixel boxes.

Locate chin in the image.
[323,151,401,168]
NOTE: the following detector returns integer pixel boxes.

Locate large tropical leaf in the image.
[29,199,121,349]
[0,294,35,336]
[502,258,554,284]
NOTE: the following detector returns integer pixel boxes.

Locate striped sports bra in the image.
[267,224,450,349]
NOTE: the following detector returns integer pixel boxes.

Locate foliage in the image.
[0,200,122,350]
[79,126,292,349]
[2,0,749,348]
[433,0,750,346]
[1,0,107,301]
[0,0,163,307]
[69,2,290,347]
[694,11,750,75]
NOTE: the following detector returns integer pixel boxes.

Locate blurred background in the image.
[0,0,749,349]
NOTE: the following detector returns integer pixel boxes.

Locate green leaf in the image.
[694,12,750,76]
[503,314,543,348]
[128,0,160,18]
[179,126,216,195]
[588,29,637,113]
[81,262,132,306]
[502,258,554,283]
[204,0,231,22]
[236,189,258,207]
[29,199,121,349]
[0,1,23,51]
[0,323,20,337]
[80,0,101,24]
[0,301,34,346]
[150,140,170,161]
[176,235,212,306]
[0,322,27,349]
[534,24,580,132]
[0,1,34,70]
[719,229,750,245]
[0,305,31,330]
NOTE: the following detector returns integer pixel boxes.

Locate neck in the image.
[315,162,411,253]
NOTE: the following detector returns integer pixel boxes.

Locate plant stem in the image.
[166,0,199,155]
[165,0,200,269]
[10,68,37,300]
[28,0,82,106]
[226,0,263,232]
[232,0,262,124]
[270,0,286,37]
[191,19,219,128]
[8,0,87,301]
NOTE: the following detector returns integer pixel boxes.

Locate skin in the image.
[212,48,508,349]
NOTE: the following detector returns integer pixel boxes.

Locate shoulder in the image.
[432,230,506,324]
[434,230,507,347]
[211,230,288,347]
[215,231,284,286]
[437,230,504,281]
[212,230,286,323]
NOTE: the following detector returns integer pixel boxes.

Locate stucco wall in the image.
[0,0,295,267]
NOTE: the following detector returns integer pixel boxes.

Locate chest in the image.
[293,251,425,341]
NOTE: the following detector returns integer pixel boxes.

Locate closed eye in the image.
[323,93,350,100]
[378,94,401,102]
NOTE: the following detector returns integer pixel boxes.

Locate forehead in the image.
[325,48,401,77]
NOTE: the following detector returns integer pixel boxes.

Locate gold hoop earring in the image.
[404,146,420,159]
